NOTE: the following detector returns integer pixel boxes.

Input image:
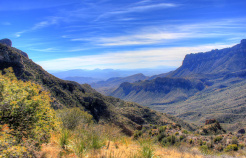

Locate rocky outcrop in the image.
[0,38,12,47]
[170,39,246,77]
[0,39,28,58]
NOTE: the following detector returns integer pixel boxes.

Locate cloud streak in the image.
[38,43,234,71]
[70,18,246,47]
[96,2,178,20]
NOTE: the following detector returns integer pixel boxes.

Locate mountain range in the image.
[0,39,194,133]
[109,39,246,131]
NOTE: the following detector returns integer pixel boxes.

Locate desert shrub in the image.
[224,144,238,152]
[158,126,167,133]
[60,129,70,149]
[134,130,143,139]
[0,68,59,156]
[57,107,93,130]
[199,145,212,155]
[162,135,176,146]
[213,136,223,143]
[231,136,238,145]
[179,135,185,141]
[141,144,154,158]
[182,130,188,134]
[215,144,223,151]
[138,139,154,158]
[189,139,193,144]
[157,132,166,142]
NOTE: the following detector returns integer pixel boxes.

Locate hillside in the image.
[0,40,194,132]
[110,77,207,106]
[91,73,148,95]
[109,39,246,131]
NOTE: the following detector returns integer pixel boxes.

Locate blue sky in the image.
[0,0,246,71]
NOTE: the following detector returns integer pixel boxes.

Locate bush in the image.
[158,126,167,133]
[157,132,166,142]
[134,130,143,139]
[213,136,223,143]
[57,107,93,130]
[0,68,59,156]
[60,129,69,149]
[182,130,188,134]
[199,145,212,155]
[162,135,176,146]
[231,136,238,145]
[224,144,238,152]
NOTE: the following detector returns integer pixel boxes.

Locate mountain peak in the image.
[0,38,12,47]
[240,39,246,47]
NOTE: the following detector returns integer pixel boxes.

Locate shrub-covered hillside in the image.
[0,68,59,157]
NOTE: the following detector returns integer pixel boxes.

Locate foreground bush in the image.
[0,67,59,156]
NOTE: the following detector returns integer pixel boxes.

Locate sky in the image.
[0,0,246,71]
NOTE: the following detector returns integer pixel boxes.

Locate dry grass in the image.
[38,132,207,158]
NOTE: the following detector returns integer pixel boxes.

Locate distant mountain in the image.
[91,73,148,95]
[63,76,101,84]
[110,77,207,106]
[0,40,194,132]
[109,39,246,131]
[52,67,176,80]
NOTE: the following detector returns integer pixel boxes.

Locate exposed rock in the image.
[0,38,12,47]
[169,39,246,77]
[0,39,28,58]
[237,128,245,134]
[205,119,217,125]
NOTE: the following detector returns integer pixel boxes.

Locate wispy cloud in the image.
[37,43,234,71]
[29,47,60,52]
[15,17,61,37]
[69,18,246,47]
[96,2,178,20]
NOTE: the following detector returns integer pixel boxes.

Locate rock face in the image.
[0,39,28,58]
[170,39,246,77]
[0,38,12,47]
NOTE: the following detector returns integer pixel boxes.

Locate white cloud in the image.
[37,43,234,71]
[96,2,178,20]
[15,16,61,37]
[69,18,246,47]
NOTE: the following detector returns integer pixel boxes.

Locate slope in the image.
[0,41,194,132]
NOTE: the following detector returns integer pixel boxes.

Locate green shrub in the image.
[162,135,176,146]
[158,126,167,133]
[213,136,223,143]
[60,129,69,149]
[139,139,154,158]
[157,132,166,142]
[199,145,212,155]
[57,107,93,130]
[224,144,238,152]
[0,68,59,156]
[231,136,238,145]
[182,130,188,134]
[189,139,193,144]
[175,132,179,136]
[134,130,143,139]
[179,135,185,141]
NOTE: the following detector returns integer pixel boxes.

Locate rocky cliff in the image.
[170,39,246,77]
